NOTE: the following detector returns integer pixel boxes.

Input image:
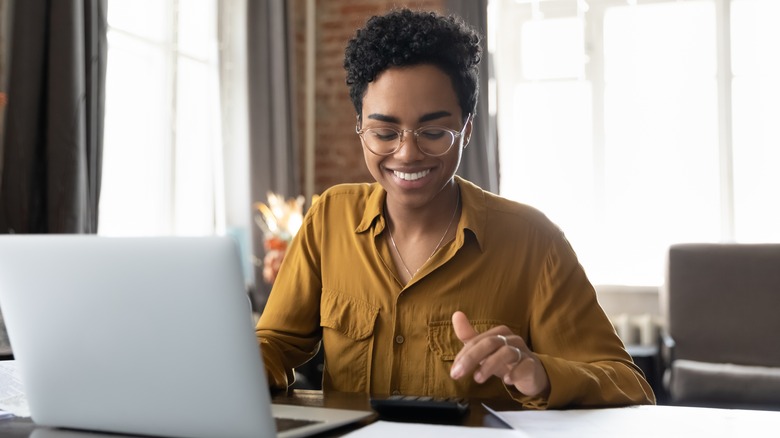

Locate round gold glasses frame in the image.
[355,114,472,157]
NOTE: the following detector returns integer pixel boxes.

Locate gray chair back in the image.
[663,243,780,367]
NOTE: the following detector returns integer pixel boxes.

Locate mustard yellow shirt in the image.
[256,177,655,408]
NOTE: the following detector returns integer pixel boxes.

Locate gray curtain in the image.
[0,0,106,234]
[247,0,300,310]
[446,0,499,194]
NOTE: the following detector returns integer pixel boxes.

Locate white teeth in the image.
[394,170,430,181]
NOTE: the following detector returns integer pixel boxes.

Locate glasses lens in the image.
[417,127,456,156]
[362,128,400,155]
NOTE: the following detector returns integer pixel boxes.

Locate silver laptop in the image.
[0,235,372,438]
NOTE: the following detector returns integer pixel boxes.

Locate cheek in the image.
[446,147,464,172]
[361,147,372,167]
[362,148,383,178]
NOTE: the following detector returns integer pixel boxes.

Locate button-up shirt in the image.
[256,177,655,408]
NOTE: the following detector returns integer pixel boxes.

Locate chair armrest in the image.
[660,331,675,350]
[658,330,676,398]
[659,330,675,366]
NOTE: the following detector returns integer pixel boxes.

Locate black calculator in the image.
[370,394,470,419]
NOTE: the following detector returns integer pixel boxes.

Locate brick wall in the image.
[289,0,445,195]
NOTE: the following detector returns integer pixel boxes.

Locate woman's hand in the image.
[449,311,550,398]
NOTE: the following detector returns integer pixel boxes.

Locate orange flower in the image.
[254,192,318,284]
[264,236,288,251]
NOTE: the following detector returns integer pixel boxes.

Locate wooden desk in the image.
[0,389,512,437]
[5,390,778,437]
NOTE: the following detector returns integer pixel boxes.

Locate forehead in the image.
[361,64,461,121]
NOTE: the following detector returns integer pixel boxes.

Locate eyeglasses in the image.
[355,114,471,157]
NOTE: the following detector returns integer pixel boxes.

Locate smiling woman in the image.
[255,7,654,409]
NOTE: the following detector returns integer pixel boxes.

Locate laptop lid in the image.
[0,235,371,438]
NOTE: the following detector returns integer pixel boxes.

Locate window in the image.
[489,0,780,286]
[730,0,780,241]
[100,0,223,236]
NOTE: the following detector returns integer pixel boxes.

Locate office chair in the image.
[660,243,780,410]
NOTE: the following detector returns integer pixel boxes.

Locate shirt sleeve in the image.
[255,208,324,390]
[513,232,656,408]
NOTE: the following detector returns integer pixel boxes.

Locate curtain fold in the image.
[0,0,106,234]
[446,0,500,194]
[247,0,300,309]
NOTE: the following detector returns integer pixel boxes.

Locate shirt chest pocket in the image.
[428,320,508,359]
[320,289,379,392]
[426,320,521,397]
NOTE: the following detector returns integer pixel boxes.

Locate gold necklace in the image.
[387,190,460,280]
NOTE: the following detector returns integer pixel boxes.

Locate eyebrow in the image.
[366,111,453,124]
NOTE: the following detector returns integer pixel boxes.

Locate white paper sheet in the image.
[0,360,29,418]
[341,420,529,437]
[488,404,780,438]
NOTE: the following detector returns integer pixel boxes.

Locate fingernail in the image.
[474,371,484,383]
[450,363,462,379]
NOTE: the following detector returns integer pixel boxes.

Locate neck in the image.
[385,182,460,237]
[385,185,461,282]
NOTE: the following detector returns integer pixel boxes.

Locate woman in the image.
[256,8,654,409]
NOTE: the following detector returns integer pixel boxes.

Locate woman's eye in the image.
[369,129,399,141]
[419,128,447,140]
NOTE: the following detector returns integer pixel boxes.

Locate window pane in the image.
[521,17,584,80]
[107,0,170,43]
[102,0,222,237]
[600,1,719,284]
[605,3,715,81]
[499,81,595,253]
[495,8,594,254]
[174,56,221,235]
[99,32,172,236]
[731,0,780,76]
[731,0,780,242]
[178,0,217,58]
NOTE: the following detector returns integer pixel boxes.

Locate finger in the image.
[449,312,481,380]
[452,311,479,343]
[451,316,502,367]
[451,332,508,380]
[452,324,513,364]
[474,345,523,383]
[502,353,549,397]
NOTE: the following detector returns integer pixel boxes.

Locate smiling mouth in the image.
[393,169,430,181]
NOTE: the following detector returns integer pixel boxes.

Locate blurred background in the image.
[1,0,778,332]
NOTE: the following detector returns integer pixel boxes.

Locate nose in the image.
[395,129,424,160]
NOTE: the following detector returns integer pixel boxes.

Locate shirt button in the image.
[395,335,405,344]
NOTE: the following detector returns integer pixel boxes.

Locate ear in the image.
[462,114,474,148]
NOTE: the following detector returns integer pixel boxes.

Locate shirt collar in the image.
[354,176,488,252]
[355,183,386,234]
[455,176,487,252]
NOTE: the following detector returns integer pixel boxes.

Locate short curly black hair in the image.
[344,8,482,121]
